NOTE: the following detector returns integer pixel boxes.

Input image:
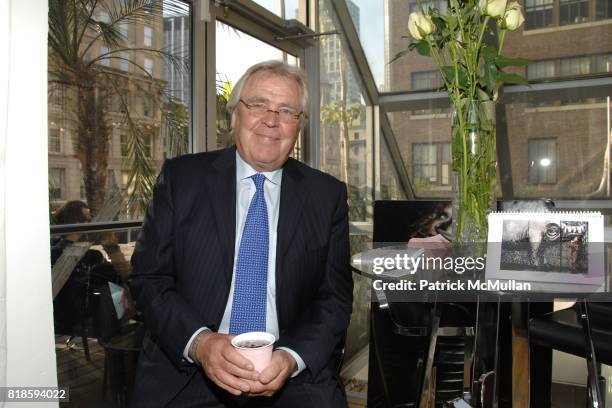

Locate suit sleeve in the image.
[275,182,353,378]
[128,160,204,369]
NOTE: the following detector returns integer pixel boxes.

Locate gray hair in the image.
[226,60,309,129]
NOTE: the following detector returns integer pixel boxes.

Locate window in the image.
[144,26,153,47]
[528,138,557,184]
[106,170,117,191]
[99,46,111,67]
[119,51,129,71]
[528,54,611,80]
[143,133,152,157]
[528,60,556,79]
[559,56,590,77]
[121,170,134,196]
[49,168,65,200]
[144,58,154,75]
[119,22,129,40]
[560,0,590,24]
[595,54,612,73]
[120,133,128,157]
[98,11,110,24]
[48,125,61,153]
[409,0,448,15]
[143,94,154,117]
[412,142,451,186]
[596,0,612,19]
[411,70,443,90]
[525,0,554,28]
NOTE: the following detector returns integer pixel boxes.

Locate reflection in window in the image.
[560,0,590,24]
[525,0,554,28]
[528,138,557,184]
[46,1,191,404]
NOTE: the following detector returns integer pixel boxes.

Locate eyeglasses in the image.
[239,99,303,124]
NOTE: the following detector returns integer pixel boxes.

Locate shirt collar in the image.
[236,150,282,185]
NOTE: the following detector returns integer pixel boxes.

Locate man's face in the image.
[232,72,301,172]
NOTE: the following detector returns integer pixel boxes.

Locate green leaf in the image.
[498,72,529,86]
[476,87,491,102]
[481,45,497,63]
[415,41,431,56]
[483,63,498,93]
[441,65,469,89]
[495,55,530,68]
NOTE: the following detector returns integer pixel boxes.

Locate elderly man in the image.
[129,60,353,407]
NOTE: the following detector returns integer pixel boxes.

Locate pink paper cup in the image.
[231,332,276,372]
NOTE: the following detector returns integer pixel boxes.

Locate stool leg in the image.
[578,300,603,408]
[419,313,440,408]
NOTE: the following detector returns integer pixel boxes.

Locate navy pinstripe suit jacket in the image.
[128,147,352,407]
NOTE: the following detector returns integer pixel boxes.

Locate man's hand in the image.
[195,332,260,396]
[245,349,297,397]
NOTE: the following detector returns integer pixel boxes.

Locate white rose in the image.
[479,0,508,18]
[407,11,436,40]
[503,2,525,30]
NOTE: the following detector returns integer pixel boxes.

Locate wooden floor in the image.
[56,336,113,408]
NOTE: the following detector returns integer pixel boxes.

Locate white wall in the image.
[1,0,58,406]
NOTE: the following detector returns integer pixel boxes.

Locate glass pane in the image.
[380,136,407,200]
[319,2,373,402]
[252,0,306,22]
[387,107,456,198]
[48,2,192,406]
[346,0,386,89]
[48,0,192,223]
[384,0,440,92]
[215,21,299,150]
[505,94,609,199]
[319,0,373,223]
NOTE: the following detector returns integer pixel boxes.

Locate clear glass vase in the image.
[451,99,497,243]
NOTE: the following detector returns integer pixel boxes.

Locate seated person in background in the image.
[51,200,123,334]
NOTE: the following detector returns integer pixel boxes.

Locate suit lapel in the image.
[206,148,236,284]
[275,158,307,291]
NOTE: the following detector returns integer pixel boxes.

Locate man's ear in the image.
[231,110,237,129]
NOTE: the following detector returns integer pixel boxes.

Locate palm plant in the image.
[48,0,187,218]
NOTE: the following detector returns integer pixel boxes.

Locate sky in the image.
[215,1,387,88]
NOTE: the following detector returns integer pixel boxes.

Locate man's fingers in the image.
[210,370,251,395]
[223,346,255,371]
[223,359,260,381]
[258,363,282,384]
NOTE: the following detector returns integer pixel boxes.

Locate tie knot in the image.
[251,173,266,191]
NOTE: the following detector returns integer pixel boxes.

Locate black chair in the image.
[93,280,143,408]
[529,300,612,407]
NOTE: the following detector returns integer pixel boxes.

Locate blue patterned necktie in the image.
[229,173,269,335]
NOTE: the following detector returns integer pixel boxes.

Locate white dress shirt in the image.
[183,152,305,376]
